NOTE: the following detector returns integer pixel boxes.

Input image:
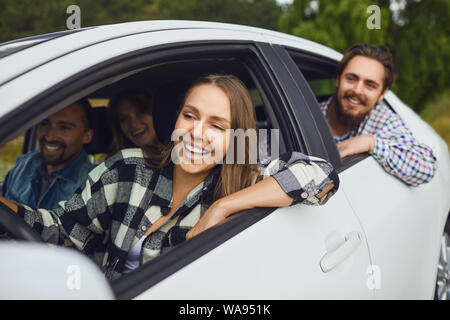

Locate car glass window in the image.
[307,78,335,101]
[287,51,337,104]
[0,132,25,182]
[87,99,111,163]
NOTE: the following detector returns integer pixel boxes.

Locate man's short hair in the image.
[73,98,92,130]
[337,43,395,91]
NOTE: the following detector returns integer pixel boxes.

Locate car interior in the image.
[14,57,276,168]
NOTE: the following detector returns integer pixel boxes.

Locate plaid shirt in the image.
[17,148,339,280]
[320,96,437,186]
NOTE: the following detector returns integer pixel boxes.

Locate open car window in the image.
[2,41,299,298]
[286,49,337,102]
[285,48,374,171]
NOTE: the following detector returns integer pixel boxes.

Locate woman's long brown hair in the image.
[158,74,261,201]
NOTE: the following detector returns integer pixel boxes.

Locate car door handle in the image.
[320,231,362,273]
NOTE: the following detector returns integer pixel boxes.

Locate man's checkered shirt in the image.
[320,96,437,186]
[17,148,339,280]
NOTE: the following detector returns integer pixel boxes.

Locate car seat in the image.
[84,106,113,156]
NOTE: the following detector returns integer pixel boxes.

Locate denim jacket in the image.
[3,149,94,209]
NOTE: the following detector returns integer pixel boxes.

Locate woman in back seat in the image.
[104,88,164,161]
[0,74,339,279]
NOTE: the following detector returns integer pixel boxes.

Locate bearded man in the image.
[321,43,436,186]
[2,100,94,209]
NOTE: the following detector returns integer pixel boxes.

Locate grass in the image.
[420,90,450,149]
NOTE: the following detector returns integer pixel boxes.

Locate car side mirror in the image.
[0,242,114,299]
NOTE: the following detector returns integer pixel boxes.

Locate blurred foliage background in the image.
[278,0,449,147]
[0,0,448,179]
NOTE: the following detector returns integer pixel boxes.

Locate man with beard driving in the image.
[2,99,94,209]
[321,43,436,186]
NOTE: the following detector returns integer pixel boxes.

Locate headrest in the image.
[84,106,113,154]
[153,81,191,144]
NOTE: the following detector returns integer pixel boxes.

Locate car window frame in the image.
[264,44,342,168]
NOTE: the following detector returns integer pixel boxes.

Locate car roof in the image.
[0,20,342,86]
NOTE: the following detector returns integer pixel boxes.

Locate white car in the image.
[0,20,449,300]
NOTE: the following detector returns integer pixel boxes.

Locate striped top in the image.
[17,148,339,280]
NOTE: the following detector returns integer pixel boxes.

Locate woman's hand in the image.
[186,198,231,240]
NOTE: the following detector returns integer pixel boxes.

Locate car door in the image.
[0,27,373,299]
[336,96,445,299]
[279,44,443,299]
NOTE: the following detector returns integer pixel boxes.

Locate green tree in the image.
[0,0,281,43]
[143,0,281,30]
[392,0,450,112]
[279,0,390,52]
[0,0,152,43]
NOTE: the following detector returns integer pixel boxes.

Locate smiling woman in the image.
[167,74,260,201]
[0,74,339,280]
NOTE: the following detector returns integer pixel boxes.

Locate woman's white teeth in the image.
[184,142,211,155]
